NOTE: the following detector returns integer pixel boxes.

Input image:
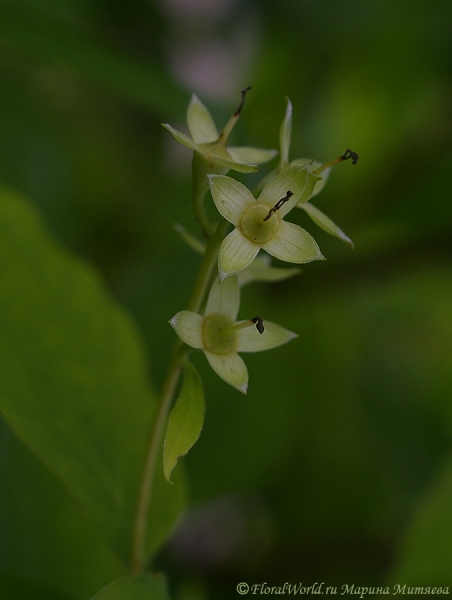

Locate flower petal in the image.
[205,351,248,394]
[187,94,218,144]
[204,275,240,320]
[291,158,331,197]
[279,97,292,168]
[228,146,277,165]
[262,220,324,264]
[258,166,321,217]
[237,255,300,286]
[237,320,297,352]
[218,228,260,281]
[208,175,256,225]
[209,156,259,174]
[300,202,354,247]
[169,311,203,349]
[162,123,201,153]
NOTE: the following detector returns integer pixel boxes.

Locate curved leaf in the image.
[389,452,452,586]
[0,187,185,563]
[91,573,170,600]
[163,361,205,483]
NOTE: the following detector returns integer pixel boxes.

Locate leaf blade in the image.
[0,187,185,563]
[90,573,170,600]
[163,361,205,483]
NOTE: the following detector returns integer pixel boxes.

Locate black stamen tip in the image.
[235,86,252,116]
[263,191,293,221]
[342,149,359,164]
[252,316,264,334]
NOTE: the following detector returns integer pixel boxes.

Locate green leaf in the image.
[0,187,186,563]
[389,452,452,586]
[0,422,124,599]
[163,361,205,483]
[90,573,170,600]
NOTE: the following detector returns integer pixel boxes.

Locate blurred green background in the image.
[1,0,452,597]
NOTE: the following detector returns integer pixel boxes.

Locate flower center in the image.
[202,315,237,354]
[240,203,280,244]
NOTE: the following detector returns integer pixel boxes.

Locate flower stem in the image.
[129,218,229,574]
[191,155,216,238]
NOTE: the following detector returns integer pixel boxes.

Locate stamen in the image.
[218,87,252,143]
[234,86,252,117]
[263,191,293,221]
[342,148,359,164]
[232,315,265,334]
[313,148,359,174]
[252,316,265,334]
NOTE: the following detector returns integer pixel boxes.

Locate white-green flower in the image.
[208,166,325,281]
[273,97,355,248]
[162,92,276,175]
[169,275,297,394]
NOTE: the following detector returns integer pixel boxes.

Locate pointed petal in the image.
[162,123,201,153]
[187,94,218,144]
[218,228,260,281]
[258,166,321,217]
[205,351,248,394]
[204,275,240,320]
[279,97,292,167]
[300,202,354,247]
[237,255,300,286]
[262,220,325,264]
[291,158,331,197]
[169,311,203,348]
[228,146,277,165]
[237,320,298,352]
[209,156,259,174]
[208,174,256,225]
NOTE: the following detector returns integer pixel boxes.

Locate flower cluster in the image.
[165,91,356,393]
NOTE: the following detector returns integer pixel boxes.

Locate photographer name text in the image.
[236,582,450,596]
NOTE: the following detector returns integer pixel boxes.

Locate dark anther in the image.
[234,86,252,116]
[342,149,359,164]
[263,190,293,221]
[252,316,265,334]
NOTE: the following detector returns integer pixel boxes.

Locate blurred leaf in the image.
[0,571,71,600]
[0,0,186,116]
[164,361,205,483]
[90,573,170,600]
[0,186,185,564]
[388,452,452,586]
[0,422,124,599]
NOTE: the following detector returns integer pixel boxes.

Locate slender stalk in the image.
[191,155,216,238]
[130,218,229,574]
[130,341,183,575]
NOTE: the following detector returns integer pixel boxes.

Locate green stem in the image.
[191,154,216,238]
[130,218,229,574]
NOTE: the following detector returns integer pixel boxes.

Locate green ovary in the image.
[202,315,237,354]
[201,141,231,160]
[240,203,280,244]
